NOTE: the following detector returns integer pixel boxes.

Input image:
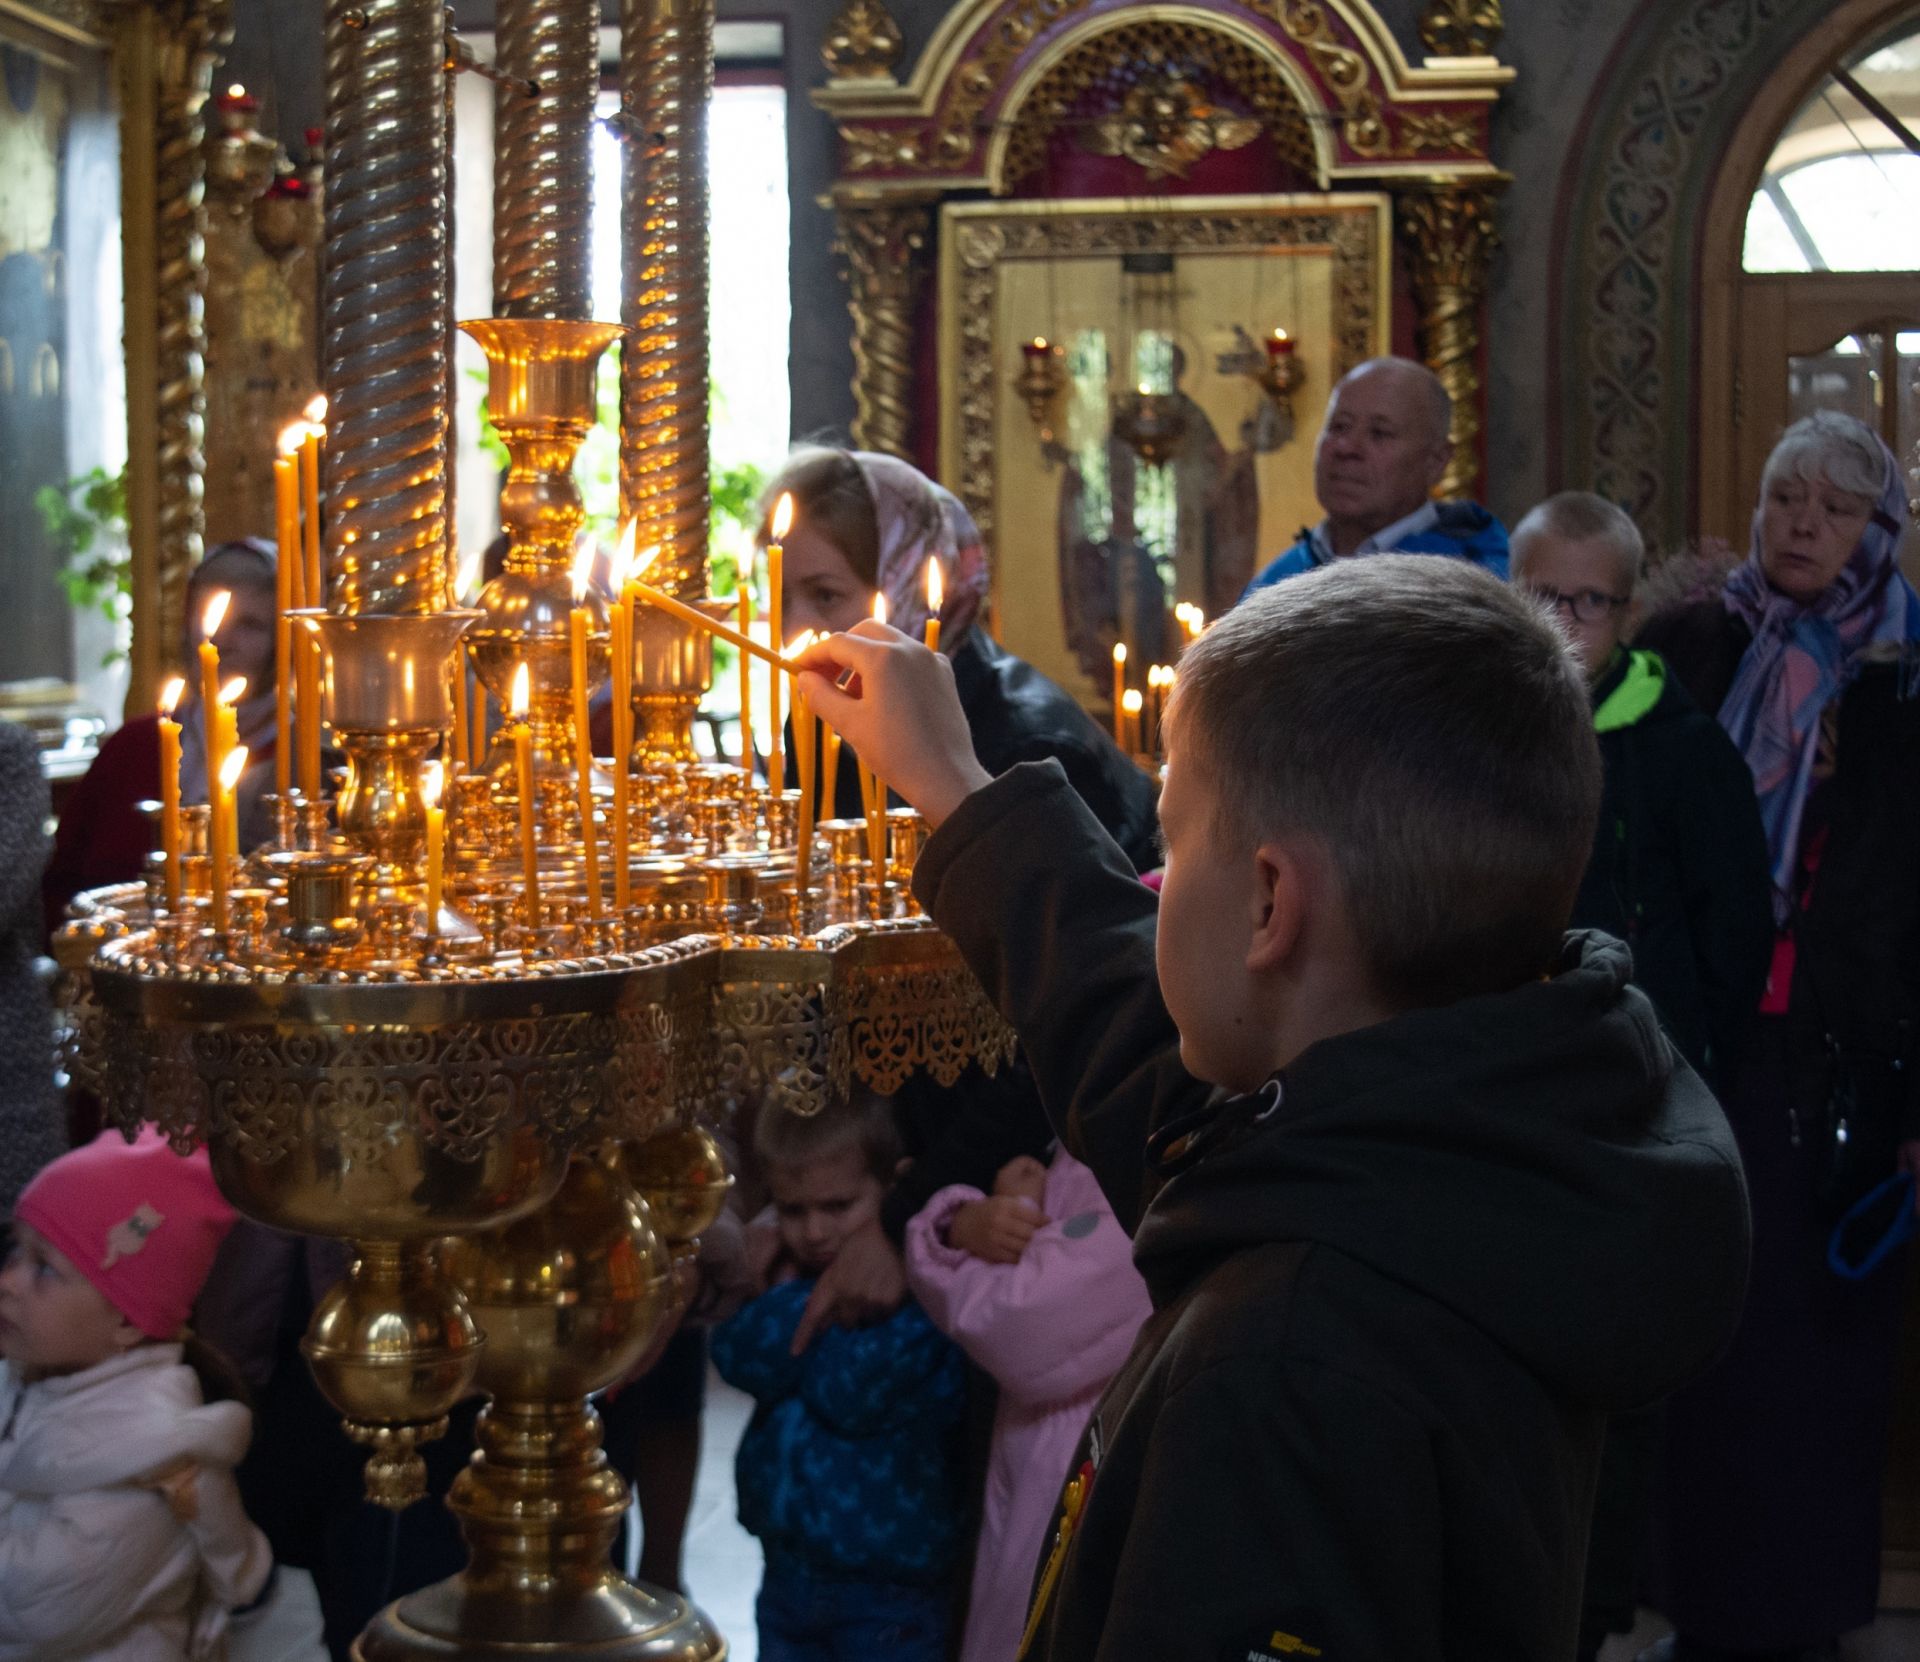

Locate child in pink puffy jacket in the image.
[904,1148,1151,1662]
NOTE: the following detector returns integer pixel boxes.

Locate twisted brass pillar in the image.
[322,0,453,614]
[117,0,232,711]
[492,0,598,319]
[837,197,930,462]
[618,0,711,601]
[1397,180,1503,504]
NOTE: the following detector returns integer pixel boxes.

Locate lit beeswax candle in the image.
[767,493,791,793]
[274,428,304,608]
[1110,641,1127,746]
[300,398,326,609]
[212,745,247,934]
[158,677,185,910]
[1122,688,1144,758]
[422,759,445,937]
[510,663,539,928]
[298,619,322,800]
[737,585,754,777]
[789,632,817,922]
[923,559,943,652]
[610,529,635,911]
[568,555,604,921]
[198,591,229,789]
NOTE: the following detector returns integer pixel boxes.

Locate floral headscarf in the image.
[848,452,990,651]
[1718,428,1920,920]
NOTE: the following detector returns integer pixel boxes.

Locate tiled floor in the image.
[670,1368,763,1662]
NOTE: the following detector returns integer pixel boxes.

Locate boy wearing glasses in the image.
[1512,491,1773,1662]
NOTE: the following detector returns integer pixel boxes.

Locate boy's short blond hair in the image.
[752,1088,901,1185]
[1510,492,1646,594]
[1170,556,1600,1007]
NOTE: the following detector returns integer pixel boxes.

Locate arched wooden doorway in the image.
[1696,0,1920,553]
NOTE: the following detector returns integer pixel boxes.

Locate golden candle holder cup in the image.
[460,317,622,781]
[629,598,736,773]
[298,611,480,884]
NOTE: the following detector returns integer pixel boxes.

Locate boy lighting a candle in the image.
[796,556,1752,1662]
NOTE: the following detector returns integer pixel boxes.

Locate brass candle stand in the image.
[59,0,1022,1655]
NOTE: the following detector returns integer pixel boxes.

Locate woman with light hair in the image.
[1637,410,1920,1662]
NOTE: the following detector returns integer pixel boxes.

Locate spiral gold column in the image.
[618,0,711,601]
[1397,180,1503,504]
[493,0,598,319]
[322,0,453,614]
[837,197,930,462]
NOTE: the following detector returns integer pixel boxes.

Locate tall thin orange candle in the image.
[821,723,843,821]
[610,528,635,911]
[788,631,817,924]
[211,745,247,934]
[1110,642,1127,746]
[470,667,489,778]
[299,398,326,609]
[158,677,184,910]
[1121,688,1144,758]
[198,591,229,793]
[767,493,791,791]
[510,663,540,929]
[737,586,754,777]
[862,596,889,879]
[274,433,303,608]
[422,760,445,937]
[298,620,322,799]
[923,559,943,653]
[568,558,604,921]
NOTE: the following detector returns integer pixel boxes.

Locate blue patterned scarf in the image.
[1718,435,1920,921]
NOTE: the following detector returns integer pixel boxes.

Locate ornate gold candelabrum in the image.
[60,0,1021,1655]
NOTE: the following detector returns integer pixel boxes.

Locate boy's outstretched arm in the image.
[801,627,1215,1233]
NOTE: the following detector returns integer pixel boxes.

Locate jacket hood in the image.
[1132,932,1750,1412]
[0,1346,251,1495]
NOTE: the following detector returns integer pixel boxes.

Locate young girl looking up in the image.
[0,1128,271,1661]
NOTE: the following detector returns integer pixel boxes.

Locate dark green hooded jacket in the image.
[915,762,1752,1662]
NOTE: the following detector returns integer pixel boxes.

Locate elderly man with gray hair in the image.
[1510,490,1773,1662]
[1244,356,1509,593]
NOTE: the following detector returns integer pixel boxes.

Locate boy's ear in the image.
[1246,840,1309,974]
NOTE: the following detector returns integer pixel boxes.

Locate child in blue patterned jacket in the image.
[713,1089,966,1662]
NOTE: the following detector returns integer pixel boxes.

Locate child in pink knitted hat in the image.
[0,1128,271,1660]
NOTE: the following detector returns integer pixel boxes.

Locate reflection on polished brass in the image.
[322,0,453,614]
[492,0,597,319]
[836,198,929,461]
[618,0,711,602]
[461,318,622,780]
[356,1156,720,1659]
[304,1242,484,1510]
[303,610,480,878]
[1397,180,1504,502]
[623,1122,733,1245]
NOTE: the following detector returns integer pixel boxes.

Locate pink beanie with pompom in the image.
[14,1127,235,1339]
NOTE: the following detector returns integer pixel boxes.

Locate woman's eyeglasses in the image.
[1524,586,1631,624]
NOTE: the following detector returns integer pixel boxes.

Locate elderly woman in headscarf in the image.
[43,540,285,937]
[737,447,1158,1320]
[1637,410,1920,1662]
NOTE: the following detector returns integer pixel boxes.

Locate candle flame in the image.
[611,520,637,589]
[1122,689,1144,715]
[304,393,328,424]
[1138,382,1152,397]
[771,493,795,542]
[1112,641,1126,666]
[158,676,185,716]
[570,537,596,602]
[218,745,248,793]
[277,422,307,457]
[786,629,816,657]
[925,559,943,612]
[1032,336,1048,350]
[219,675,248,705]
[202,590,231,638]
[422,759,444,810]
[227,82,245,97]
[871,593,888,627]
[1271,327,1289,342]
[509,663,530,719]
